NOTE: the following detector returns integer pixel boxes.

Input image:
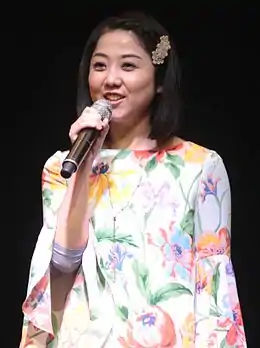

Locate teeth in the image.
[105,94,123,101]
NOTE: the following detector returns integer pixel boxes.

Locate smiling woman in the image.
[20,10,247,348]
[89,29,156,124]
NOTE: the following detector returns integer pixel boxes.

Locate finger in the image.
[69,119,104,142]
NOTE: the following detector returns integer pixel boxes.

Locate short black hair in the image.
[77,10,182,146]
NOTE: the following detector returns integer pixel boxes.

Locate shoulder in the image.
[165,139,229,184]
[42,150,69,187]
[172,138,225,167]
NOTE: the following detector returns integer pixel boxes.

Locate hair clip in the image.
[152,35,171,65]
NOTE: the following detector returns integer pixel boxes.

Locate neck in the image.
[106,116,157,150]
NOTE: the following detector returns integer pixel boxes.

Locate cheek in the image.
[128,76,156,101]
[88,73,102,95]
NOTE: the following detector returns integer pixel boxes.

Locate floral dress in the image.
[20,141,247,347]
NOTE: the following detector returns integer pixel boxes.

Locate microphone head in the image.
[93,99,112,121]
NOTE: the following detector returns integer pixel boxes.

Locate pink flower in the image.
[118,305,176,348]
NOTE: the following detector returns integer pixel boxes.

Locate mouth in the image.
[103,93,125,104]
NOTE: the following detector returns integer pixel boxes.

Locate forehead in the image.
[93,29,149,57]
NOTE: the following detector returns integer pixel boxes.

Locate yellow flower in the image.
[184,143,208,163]
[88,169,136,208]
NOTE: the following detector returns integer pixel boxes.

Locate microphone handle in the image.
[60,128,98,179]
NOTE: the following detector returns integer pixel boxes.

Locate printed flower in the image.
[200,174,220,202]
[133,180,158,213]
[184,143,208,163]
[42,158,66,190]
[89,162,136,207]
[225,259,235,277]
[118,305,176,348]
[23,275,48,311]
[180,313,195,347]
[218,304,245,347]
[105,243,133,271]
[195,262,212,295]
[133,149,166,162]
[92,161,109,174]
[196,227,231,259]
[88,170,114,206]
[148,223,193,280]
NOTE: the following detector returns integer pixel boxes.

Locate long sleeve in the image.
[194,152,247,347]
[20,151,72,347]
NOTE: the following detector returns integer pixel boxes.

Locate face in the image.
[88,29,156,125]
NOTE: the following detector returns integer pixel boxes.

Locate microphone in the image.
[60,99,112,179]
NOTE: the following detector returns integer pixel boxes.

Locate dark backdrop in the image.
[4,1,256,347]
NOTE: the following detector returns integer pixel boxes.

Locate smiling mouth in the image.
[104,93,125,102]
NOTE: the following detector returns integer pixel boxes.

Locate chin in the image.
[110,113,126,122]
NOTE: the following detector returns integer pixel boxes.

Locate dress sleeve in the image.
[194,151,247,347]
[20,150,70,347]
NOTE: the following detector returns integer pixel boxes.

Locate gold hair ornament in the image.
[152,35,171,65]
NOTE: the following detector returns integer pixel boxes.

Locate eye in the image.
[92,62,106,71]
[122,62,137,71]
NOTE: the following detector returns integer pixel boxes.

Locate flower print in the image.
[148,223,194,280]
[184,142,208,163]
[200,174,220,202]
[180,313,195,348]
[133,180,157,213]
[92,161,110,175]
[118,305,176,348]
[196,227,231,259]
[154,181,180,212]
[20,324,48,348]
[133,149,167,173]
[133,149,165,162]
[88,170,114,207]
[42,158,66,190]
[225,259,235,277]
[195,262,212,295]
[105,243,133,271]
[218,304,246,347]
[89,157,136,207]
[23,275,48,311]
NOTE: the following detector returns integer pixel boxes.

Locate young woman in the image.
[20,10,247,348]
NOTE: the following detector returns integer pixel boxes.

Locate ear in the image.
[157,86,163,93]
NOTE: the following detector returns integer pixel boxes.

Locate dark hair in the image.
[77,10,182,146]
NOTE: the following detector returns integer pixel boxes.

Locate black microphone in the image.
[60,99,112,179]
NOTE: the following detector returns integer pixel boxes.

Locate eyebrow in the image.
[92,52,142,60]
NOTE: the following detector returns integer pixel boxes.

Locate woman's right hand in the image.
[55,105,110,248]
[69,105,110,170]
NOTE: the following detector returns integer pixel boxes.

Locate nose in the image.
[104,67,122,88]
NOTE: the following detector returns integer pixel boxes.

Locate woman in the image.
[20,10,247,347]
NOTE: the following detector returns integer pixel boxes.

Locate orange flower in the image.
[218,304,245,347]
[196,227,231,259]
[42,158,67,191]
[118,305,176,348]
[88,169,136,208]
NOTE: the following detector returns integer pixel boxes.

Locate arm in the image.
[20,151,93,345]
[194,152,247,347]
[49,151,96,272]
[53,155,92,249]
